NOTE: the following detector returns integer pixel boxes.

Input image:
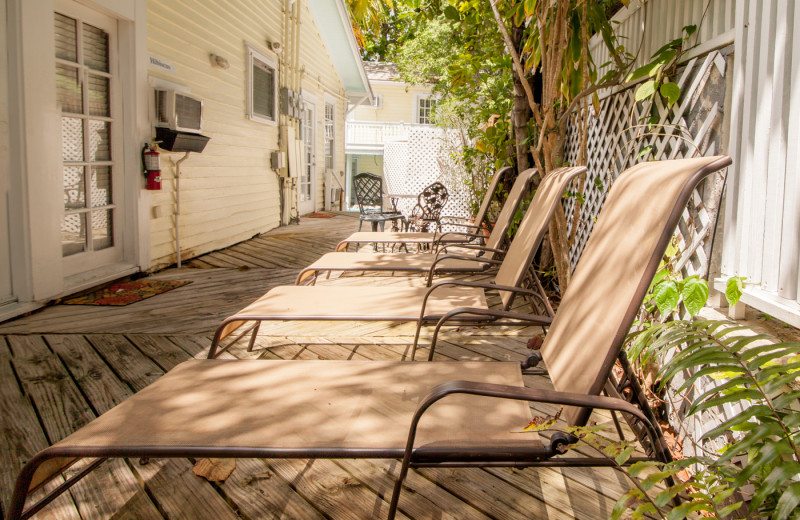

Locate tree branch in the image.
[557,77,621,130]
[490,0,537,114]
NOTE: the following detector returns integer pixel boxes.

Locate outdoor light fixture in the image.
[209,53,230,69]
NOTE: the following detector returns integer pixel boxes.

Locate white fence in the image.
[720,0,800,327]
[590,0,734,70]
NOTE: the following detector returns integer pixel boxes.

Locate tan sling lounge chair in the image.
[8,155,731,520]
[335,166,510,253]
[295,167,542,285]
[209,166,586,358]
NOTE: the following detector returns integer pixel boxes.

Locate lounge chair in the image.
[336,166,510,252]
[7,155,731,520]
[295,167,543,285]
[210,166,585,358]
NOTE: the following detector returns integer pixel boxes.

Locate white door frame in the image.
[0,0,13,304]
[299,94,317,215]
[57,1,125,277]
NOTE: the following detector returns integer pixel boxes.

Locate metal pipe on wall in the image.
[172,151,191,268]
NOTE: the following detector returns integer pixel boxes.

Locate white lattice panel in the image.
[564,51,728,279]
[383,127,472,227]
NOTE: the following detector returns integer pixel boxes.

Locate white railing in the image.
[345,121,430,151]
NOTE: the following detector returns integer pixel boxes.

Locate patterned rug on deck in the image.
[62,280,192,306]
[305,212,336,218]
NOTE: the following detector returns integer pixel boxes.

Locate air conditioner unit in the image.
[154,89,203,133]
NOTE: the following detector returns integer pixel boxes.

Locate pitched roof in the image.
[362,61,402,82]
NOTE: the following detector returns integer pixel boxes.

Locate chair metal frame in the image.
[8,156,731,520]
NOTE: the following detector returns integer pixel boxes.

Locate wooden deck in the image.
[1,213,636,520]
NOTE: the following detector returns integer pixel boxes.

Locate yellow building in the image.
[0,0,371,321]
[345,62,436,208]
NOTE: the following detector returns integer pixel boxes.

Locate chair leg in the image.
[387,462,409,520]
[247,322,261,352]
[358,219,364,232]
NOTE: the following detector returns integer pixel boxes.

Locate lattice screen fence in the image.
[383,127,472,229]
[564,50,729,282]
[563,49,742,461]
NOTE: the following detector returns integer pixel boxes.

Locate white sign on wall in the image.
[148,55,176,74]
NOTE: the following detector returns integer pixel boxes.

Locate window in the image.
[247,46,277,124]
[415,94,437,125]
[56,11,116,257]
[324,98,335,169]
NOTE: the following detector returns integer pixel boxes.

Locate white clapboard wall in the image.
[721,0,800,327]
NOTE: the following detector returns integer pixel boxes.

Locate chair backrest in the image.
[415,182,449,220]
[473,166,510,228]
[353,173,385,214]
[539,156,731,427]
[493,166,586,308]
[482,168,537,258]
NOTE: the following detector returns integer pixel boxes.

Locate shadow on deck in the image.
[0,213,631,519]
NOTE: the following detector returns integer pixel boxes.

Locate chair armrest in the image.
[439,221,483,231]
[438,244,505,255]
[432,253,501,266]
[427,279,542,298]
[417,381,651,425]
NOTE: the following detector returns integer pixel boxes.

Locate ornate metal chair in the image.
[352,173,406,232]
[407,182,449,232]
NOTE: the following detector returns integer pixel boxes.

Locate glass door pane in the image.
[56,11,117,259]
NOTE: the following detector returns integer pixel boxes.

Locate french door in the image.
[298,101,316,215]
[0,152,11,305]
[56,2,123,276]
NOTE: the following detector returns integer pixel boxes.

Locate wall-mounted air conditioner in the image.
[154,89,203,133]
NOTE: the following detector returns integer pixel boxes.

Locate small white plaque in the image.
[148,55,176,74]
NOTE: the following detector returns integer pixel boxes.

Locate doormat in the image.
[305,212,335,218]
[61,280,192,306]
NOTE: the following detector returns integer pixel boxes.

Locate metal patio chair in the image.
[406,181,449,233]
[353,172,406,232]
[336,166,509,253]
[295,167,539,285]
[8,155,731,520]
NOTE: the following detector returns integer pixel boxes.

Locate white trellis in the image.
[383,127,472,225]
[564,50,728,281]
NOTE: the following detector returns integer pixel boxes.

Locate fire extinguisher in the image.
[142,142,162,190]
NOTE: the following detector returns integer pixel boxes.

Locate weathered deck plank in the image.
[0,214,641,519]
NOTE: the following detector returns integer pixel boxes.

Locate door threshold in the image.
[62,263,140,297]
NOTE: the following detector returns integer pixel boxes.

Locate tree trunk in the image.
[510,23,530,174]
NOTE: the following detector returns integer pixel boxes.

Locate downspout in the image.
[172,151,191,267]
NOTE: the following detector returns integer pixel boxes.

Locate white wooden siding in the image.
[297,0,348,212]
[351,82,431,123]
[147,0,347,267]
[721,0,800,325]
[590,0,735,71]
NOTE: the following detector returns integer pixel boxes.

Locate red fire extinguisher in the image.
[142,142,162,190]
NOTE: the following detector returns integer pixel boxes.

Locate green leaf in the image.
[637,145,654,159]
[635,80,657,101]
[443,5,460,20]
[628,460,661,478]
[717,501,743,517]
[725,276,744,306]
[660,82,681,104]
[523,0,537,17]
[752,462,800,508]
[655,483,685,507]
[681,276,709,316]
[667,501,707,520]
[684,24,698,37]
[653,280,679,315]
[626,62,662,83]
[774,482,800,520]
